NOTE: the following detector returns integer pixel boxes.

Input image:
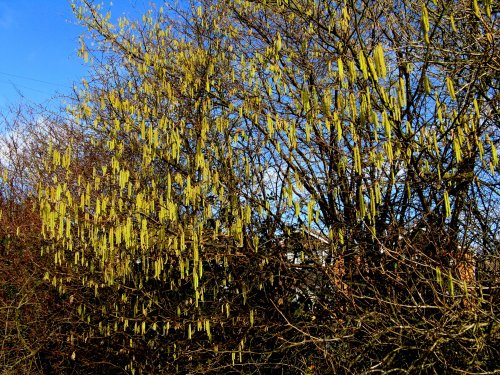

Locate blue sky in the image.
[0,1,155,125]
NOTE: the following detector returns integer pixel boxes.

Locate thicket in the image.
[1,0,499,373]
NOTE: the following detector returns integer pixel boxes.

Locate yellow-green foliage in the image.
[35,0,498,372]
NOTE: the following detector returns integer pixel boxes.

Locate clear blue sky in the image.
[0,0,156,124]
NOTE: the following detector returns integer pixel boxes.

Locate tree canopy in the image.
[1,0,498,373]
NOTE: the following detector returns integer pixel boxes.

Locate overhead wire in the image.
[0,79,54,95]
[0,70,67,88]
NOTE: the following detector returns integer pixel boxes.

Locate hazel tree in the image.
[36,0,498,373]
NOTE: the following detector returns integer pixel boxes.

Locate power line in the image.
[0,79,55,95]
[0,70,67,87]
